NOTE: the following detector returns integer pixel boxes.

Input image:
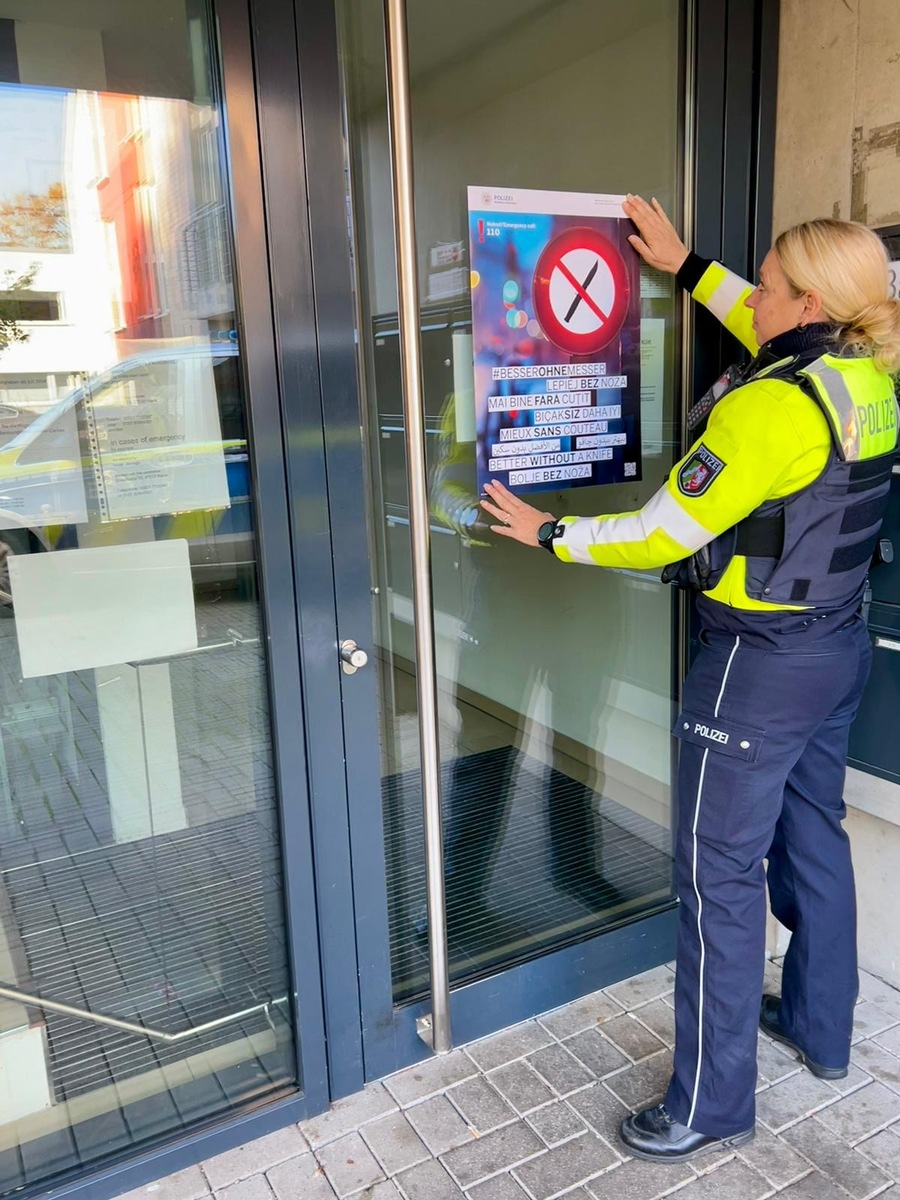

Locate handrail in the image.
[383,0,452,1054]
[131,630,260,667]
[0,981,286,1043]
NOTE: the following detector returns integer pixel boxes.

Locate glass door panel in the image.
[339,0,683,1003]
[0,2,296,1193]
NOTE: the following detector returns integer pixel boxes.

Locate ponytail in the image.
[841,299,900,374]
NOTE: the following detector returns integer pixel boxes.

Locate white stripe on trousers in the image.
[686,635,741,1129]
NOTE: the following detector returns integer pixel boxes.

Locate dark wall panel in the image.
[0,18,19,83]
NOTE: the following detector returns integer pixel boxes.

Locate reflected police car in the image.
[0,341,252,588]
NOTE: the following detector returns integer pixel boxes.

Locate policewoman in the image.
[480,194,900,1162]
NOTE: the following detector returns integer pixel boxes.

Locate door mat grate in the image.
[382,744,674,1003]
[2,814,290,1104]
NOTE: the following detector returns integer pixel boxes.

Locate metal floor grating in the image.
[2,813,288,1100]
[383,744,674,1003]
[0,597,292,1106]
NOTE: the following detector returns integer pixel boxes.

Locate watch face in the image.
[537,520,556,544]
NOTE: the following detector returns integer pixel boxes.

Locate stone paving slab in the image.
[447,1076,517,1135]
[404,1095,473,1156]
[361,1111,430,1176]
[525,1100,588,1148]
[781,1115,891,1197]
[487,1060,556,1114]
[629,999,676,1050]
[584,1154,694,1199]
[734,1125,809,1189]
[119,960,900,1200]
[203,1126,309,1191]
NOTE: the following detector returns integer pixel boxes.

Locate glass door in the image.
[0,1,315,1193]
[327,0,686,1073]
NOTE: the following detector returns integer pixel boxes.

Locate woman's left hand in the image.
[622,194,688,275]
[480,479,555,547]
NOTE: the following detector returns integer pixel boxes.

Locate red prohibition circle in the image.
[532,226,630,355]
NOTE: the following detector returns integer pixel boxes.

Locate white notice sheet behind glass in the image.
[8,540,198,678]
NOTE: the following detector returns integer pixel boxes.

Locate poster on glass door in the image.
[467,185,641,496]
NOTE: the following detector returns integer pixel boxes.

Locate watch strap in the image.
[537,520,563,554]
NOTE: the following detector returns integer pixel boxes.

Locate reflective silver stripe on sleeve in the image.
[705,268,752,325]
[558,486,715,565]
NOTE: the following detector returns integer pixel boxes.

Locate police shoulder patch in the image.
[677,444,726,497]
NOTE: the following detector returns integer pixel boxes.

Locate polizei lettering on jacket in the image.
[694,722,729,745]
[855,395,896,438]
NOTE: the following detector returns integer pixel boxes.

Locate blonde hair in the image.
[774,218,900,373]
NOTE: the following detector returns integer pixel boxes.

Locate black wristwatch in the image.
[537,519,563,555]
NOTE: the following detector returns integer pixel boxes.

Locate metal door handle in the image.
[875,636,900,653]
[340,639,368,674]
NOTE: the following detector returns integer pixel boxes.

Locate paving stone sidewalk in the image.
[122,960,900,1200]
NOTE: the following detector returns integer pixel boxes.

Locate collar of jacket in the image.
[759,322,841,362]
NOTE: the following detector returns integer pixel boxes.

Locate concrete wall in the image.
[774,0,900,235]
[845,806,900,986]
[770,0,900,987]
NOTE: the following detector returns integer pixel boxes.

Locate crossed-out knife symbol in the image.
[564,258,599,324]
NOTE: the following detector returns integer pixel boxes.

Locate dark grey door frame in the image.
[249,0,387,1102]
[691,0,780,392]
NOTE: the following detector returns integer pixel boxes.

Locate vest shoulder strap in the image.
[796,354,898,462]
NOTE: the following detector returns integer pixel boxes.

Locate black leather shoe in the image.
[759,994,848,1080]
[619,1104,754,1163]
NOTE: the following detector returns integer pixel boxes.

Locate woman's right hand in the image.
[623,194,689,275]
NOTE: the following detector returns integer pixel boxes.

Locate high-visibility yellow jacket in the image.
[552,260,898,614]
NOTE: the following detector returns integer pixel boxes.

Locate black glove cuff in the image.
[676,251,713,293]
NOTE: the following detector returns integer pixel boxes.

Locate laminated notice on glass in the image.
[0,396,88,528]
[467,185,641,496]
[0,344,232,528]
[83,344,231,523]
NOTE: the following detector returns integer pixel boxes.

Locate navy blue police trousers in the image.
[663,617,872,1136]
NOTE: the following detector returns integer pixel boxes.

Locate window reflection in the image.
[0,6,294,1194]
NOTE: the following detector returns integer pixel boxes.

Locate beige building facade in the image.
[770,0,900,985]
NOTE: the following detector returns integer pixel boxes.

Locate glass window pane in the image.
[340,0,681,1002]
[0,3,297,1193]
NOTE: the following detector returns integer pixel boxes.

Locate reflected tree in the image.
[0,264,38,355]
[0,182,69,251]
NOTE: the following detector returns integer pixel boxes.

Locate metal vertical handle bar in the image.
[383,0,451,1052]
